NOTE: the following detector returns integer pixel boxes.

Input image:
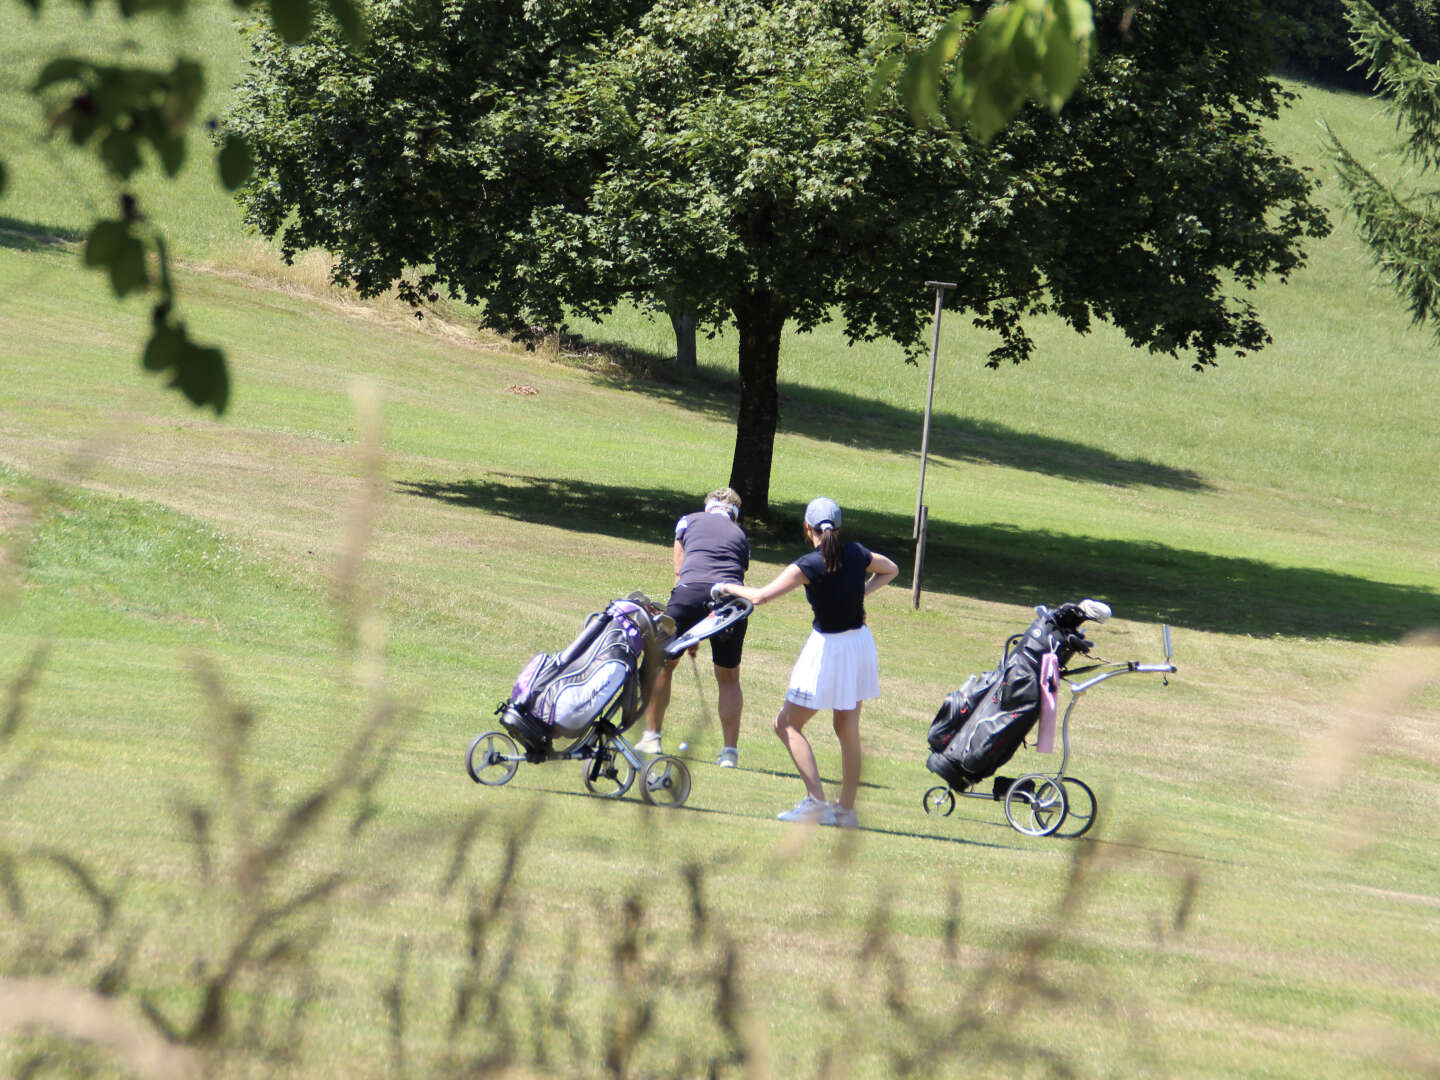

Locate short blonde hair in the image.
[707,487,741,510]
[704,487,742,521]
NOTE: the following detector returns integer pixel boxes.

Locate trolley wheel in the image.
[465,731,520,786]
[582,739,635,798]
[1003,773,1068,837]
[1053,777,1097,839]
[922,785,956,817]
[639,755,692,809]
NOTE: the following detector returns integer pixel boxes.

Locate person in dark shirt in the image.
[716,497,897,827]
[636,487,750,765]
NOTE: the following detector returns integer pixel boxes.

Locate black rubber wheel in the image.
[582,739,635,798]
[465,731,520,786]
[922,785,956,817]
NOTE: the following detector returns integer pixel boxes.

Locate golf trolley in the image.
[923,623,1176,838]
[465,591,753,809]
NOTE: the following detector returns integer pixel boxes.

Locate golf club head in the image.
[1078,599,1111,623]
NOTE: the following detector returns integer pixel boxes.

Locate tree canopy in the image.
[233,0,1330,517]
[1327,0,1440,337]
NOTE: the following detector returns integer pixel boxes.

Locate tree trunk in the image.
[669,308,698,371]
[728,291,787,519]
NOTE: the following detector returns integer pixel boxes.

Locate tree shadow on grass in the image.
[0,216,82,252]
[396,472,1436,644]
[562,334,1209,493]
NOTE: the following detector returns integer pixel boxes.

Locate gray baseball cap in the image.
[804,496,842,531]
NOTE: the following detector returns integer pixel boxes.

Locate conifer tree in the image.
[1328,0,1440,336]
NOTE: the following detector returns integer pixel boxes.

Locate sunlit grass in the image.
[1,17,1438,1077]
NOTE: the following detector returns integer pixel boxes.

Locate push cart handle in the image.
[1129,663,1178,674]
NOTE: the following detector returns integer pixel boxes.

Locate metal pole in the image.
[911,503,928,610]
[913,281,955,609]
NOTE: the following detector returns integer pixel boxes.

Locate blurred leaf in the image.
[218,134,253,190]
[865,53,903,114]
[965,86,1012,142]
[144,316,230,413]
[1062,0,1094,38]
[325,0,367,46]
[84,219,149,297]
[270,0,313,43]
[83,220,128,266]
[108,238,149,296]
[99,130,143,178]
[1041,17,1084,109]
[32,57,90,92]
[154,134,187,176]
[170,58,205,114]
[901,49,940,128]
[142,317,182,373]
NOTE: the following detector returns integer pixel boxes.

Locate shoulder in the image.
[793,547,824,572]
[674,514,693,539]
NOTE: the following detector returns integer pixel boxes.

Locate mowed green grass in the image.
[2,14,1439,1077]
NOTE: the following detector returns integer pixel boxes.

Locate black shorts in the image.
[666,582,747,669]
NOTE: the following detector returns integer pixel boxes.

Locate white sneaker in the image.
[634,730,662,754]
[716,747,739,768]
[819,804,858,829]
[777,795,828,822]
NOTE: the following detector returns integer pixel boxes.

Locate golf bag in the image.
[498,593,669,753]
[926,600,1108,791]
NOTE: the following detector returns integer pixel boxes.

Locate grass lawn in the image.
[1,18,1438,1078]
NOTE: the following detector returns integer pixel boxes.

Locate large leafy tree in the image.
[1327,0,1440,337]
[233,0,1328,517]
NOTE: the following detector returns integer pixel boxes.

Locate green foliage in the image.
[83,217,149,297]
[1263,0,1440,87]
[876,0,1095,142]
[2,0,365,416]
[1326,0,1440,335]
[233,0,1329,515]
[34,53,203,178]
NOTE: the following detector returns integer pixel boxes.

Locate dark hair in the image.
[817,524,843,575]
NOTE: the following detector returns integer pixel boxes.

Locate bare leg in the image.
[831,706,862,811]
[775,701,823,800]
[642,660,678,735]
[714,664,742,747]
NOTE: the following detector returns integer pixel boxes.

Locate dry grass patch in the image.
[199,239,510,350]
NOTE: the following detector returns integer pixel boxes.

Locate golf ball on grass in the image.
[678,742,689,752]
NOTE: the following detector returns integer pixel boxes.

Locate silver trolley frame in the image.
[923,625,1176,837]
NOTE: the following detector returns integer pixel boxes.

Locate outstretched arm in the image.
[716,564,809,607]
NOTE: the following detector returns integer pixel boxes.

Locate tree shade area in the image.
[231,0,1330,516]
[1263,0,1440,88]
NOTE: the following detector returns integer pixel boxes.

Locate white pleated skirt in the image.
[785,626,880,712]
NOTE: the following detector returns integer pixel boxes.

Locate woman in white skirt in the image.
[716,497,897,827]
